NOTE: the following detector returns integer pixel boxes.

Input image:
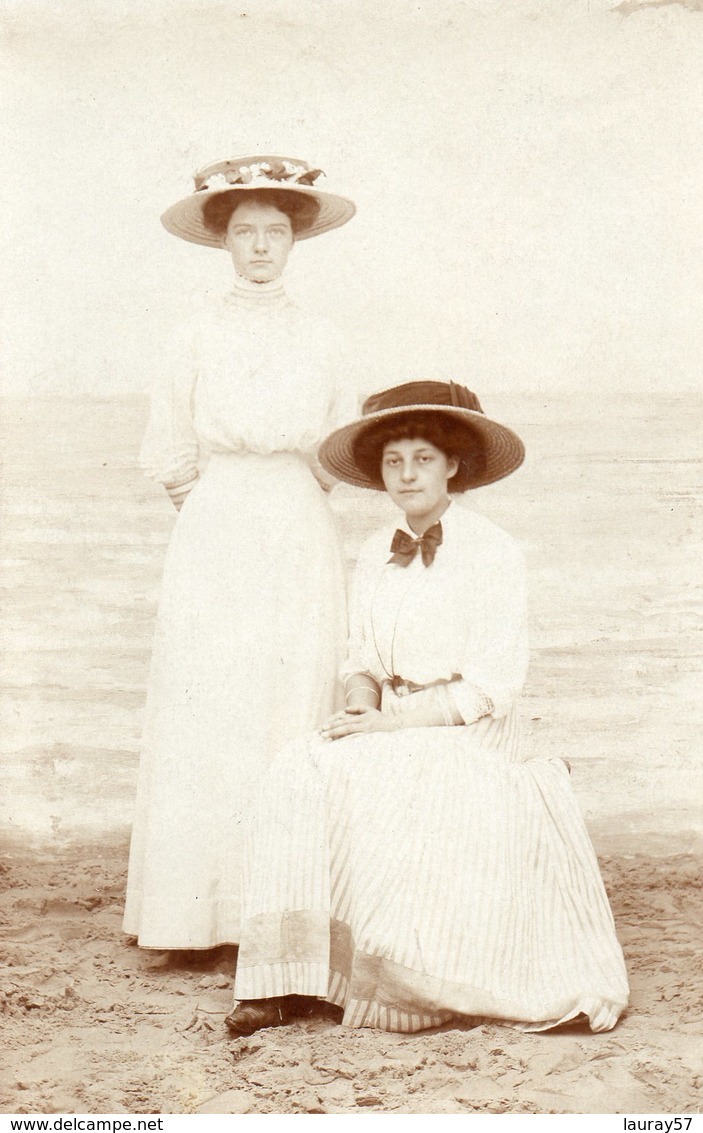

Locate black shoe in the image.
[224,998,290,1036]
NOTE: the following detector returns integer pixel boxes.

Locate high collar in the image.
[224,271,290,311]
[398,499,454,537]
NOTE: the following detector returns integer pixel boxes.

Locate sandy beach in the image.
[1,393,702,1114]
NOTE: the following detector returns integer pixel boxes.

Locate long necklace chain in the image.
[370,564,425,681]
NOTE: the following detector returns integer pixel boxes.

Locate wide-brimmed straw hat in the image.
[161,154,356,247]
[318,381,525,491]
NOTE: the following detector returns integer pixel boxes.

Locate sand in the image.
[1,394,702,1114]
[1,846,702,1115]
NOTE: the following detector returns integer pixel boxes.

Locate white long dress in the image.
[233,502,630,1032]
[123,277,355,949]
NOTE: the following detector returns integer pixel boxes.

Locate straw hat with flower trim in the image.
[161,154,356,247]
[318,381,525,492]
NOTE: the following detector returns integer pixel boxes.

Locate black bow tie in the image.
[388,522,443,568]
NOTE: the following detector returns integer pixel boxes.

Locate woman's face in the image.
[381,437,458,532]
[224,199,294,283]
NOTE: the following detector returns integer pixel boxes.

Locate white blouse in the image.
[140,280,357,486]
[344,501,529,722]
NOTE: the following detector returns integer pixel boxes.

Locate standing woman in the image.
[123,155,357,950]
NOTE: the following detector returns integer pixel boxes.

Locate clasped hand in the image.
[319,705,398,741]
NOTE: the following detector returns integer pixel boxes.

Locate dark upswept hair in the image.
[201,188,321,238]
[351,411,487,494]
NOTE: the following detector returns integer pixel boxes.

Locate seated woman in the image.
[226,381,629,1035]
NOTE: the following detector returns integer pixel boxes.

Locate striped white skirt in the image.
[234,704,629,1033]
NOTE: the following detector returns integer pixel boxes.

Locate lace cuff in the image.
[448,681,494,725]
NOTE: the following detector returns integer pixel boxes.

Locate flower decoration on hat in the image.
[162,153,355,245]
[198,161,324,193]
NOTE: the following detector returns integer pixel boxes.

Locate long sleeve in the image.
[450,534,529,722]
[339,539,379,681]
[307,333,362,491]
[139,319,200,487]
[383,682,464,727]
[327,351,361,433]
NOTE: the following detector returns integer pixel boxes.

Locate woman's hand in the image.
[320,706,398,741]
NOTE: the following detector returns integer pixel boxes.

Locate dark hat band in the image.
[319,381,525,492]
[362,381,483,417]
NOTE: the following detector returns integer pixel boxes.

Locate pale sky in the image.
[1,0,702,396]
